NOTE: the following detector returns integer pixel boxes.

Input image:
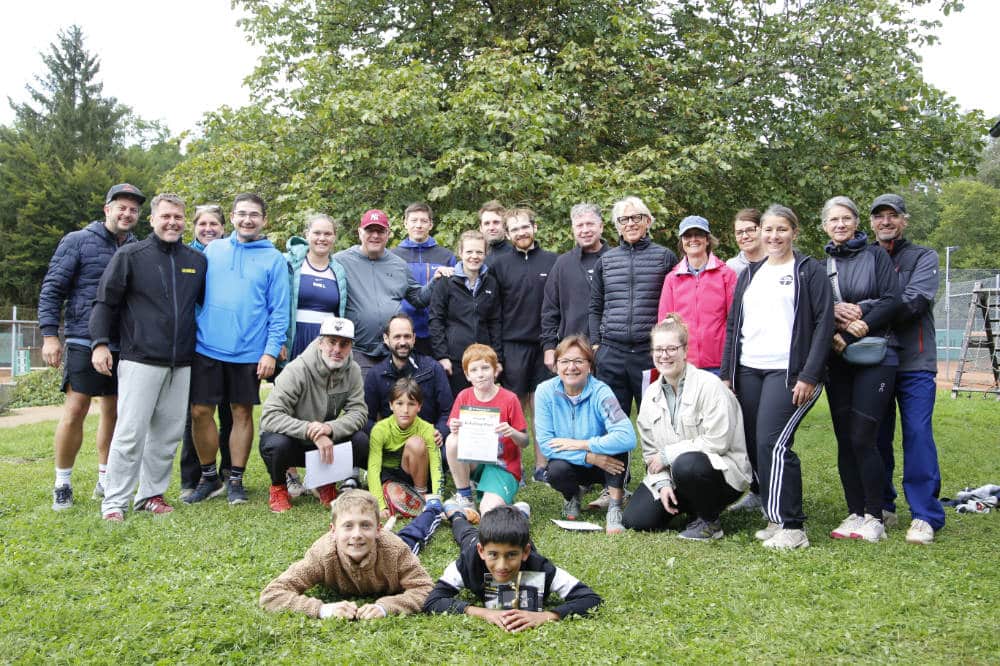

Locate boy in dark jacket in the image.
[424,505,601,631]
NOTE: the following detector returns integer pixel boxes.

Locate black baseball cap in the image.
[869,194,906,215]
[105,183,146,205]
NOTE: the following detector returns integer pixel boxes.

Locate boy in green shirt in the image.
[368,377,444,518]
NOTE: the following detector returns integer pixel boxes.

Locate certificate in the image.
[457,406,501,464]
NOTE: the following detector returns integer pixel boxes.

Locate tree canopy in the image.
[164,0,984,256]
[0,26,182,306]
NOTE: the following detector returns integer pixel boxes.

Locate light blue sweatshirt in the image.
[196,233,290,363]
[534,374,637,466]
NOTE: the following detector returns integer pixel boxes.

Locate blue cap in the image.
[678,215,710,235]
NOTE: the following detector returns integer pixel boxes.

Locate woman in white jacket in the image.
[622,314,752,540]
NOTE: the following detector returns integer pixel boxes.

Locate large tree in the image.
[165,0,984,255]
[0,26,182,306]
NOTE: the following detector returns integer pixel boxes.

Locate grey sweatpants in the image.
[101,361,190,514]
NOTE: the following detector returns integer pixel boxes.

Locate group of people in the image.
[39,185,945,554]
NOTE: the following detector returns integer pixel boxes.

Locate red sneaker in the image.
[317,483,338,506]
[103,511,125,522]
[269,484,293,513]
[139,495,174,515]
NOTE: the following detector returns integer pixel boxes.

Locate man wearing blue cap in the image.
[39,182,143,510]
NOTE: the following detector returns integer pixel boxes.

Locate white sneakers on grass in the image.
[830,514,865,539]
[849,514,886,542]
[905,518,934,545]
[754,521,781,541]
[762,528,809,550]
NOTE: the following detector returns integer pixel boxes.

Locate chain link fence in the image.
[937,269,1000,392]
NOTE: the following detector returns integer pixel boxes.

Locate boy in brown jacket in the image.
[260,489,433,619]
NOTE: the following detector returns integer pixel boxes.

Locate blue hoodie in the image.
[534,374,636,467]
[391,237,456,338]
[196,233,290,363]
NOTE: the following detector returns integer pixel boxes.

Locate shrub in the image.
[8,367,64,408]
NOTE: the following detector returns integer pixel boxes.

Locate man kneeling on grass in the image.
[423,505,601,632]
[260,489,434,619]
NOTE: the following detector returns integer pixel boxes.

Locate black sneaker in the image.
[227,478,248,505]
[52,484,74,511]
[183,476,224,504]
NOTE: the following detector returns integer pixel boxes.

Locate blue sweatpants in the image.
[396,507,443,555]
[876,370,945,530]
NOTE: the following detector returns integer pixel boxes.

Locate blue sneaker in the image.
[183,476,224,504]
[425,494,444,514]
[227,478,248,505]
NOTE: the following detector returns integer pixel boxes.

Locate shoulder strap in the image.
[827,255,844,304]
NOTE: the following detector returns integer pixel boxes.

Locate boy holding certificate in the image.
[444,344,528,520]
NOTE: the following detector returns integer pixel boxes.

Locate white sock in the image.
[55,467,72,488]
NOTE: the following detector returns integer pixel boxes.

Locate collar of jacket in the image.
[618,234,651,250]
[399,237,439,249]
[825,231,869,258]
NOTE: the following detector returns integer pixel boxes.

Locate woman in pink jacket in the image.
[657,216,737,373]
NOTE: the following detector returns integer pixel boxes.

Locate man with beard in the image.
[490,206,558,482]
[353,315,454,483]
[259,316,368,513]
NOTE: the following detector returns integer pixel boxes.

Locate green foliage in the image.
[6,367,64,409]
[165,0,982,259]
[928,179,1000,268]
[1,394,999,662]
[0,26,183,306]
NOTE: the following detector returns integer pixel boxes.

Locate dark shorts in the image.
[61,343,118,396]
[190,353,261,406]
[381,467,415,486]
[500,341,552,397]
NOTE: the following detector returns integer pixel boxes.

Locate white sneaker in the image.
[587,487,632,510]
[905,518,934,545]
[286,473,306,498]
[830,513,865,539]
[754,521,781,541]
[850,514,887,542]
[762,528,809,550]
[513,501,531,518]
[726,492,762,513]
[882,510,898,529]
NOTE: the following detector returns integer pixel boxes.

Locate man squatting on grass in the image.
[424,505,602,632]
[89,193,206,520]
[259,316,368,513]
[39,183,143,510]
[260,489,433,619]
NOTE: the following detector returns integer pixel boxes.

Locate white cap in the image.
[319,316,355,340]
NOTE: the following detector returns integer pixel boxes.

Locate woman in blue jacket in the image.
[534,334,636,535]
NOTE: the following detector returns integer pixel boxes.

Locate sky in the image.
[0,0,997,138]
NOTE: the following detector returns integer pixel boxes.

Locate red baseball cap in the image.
[359,209,389,230]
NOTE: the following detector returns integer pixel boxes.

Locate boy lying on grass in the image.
[423,504,601,632]
[260,489,434,620]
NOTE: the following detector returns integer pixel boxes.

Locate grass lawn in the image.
[1,392,998,664]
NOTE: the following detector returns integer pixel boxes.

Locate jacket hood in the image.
[300,337,352,386]
[825,231,869,257]
[227,232,277,277]
[454,262,489,279]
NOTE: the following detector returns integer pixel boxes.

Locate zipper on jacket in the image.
[170,252,178,368]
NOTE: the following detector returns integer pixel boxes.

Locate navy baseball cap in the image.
[105,183,146,205]
[870,194,906,215]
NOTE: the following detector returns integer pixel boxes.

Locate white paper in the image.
[550,519,604,531]
[303,442,353,489]
[457,406,501,464]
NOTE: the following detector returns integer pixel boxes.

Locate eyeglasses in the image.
[734,227,759,237]
[652,345,685,357]
[233,211,264,221]
[616,214,648,226]
[871,213,902,222]
[556,357,589,368]
[825,215,856,225]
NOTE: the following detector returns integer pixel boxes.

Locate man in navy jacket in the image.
[38,183,143,511]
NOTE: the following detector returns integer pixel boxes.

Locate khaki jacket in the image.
[637,364,751,494]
